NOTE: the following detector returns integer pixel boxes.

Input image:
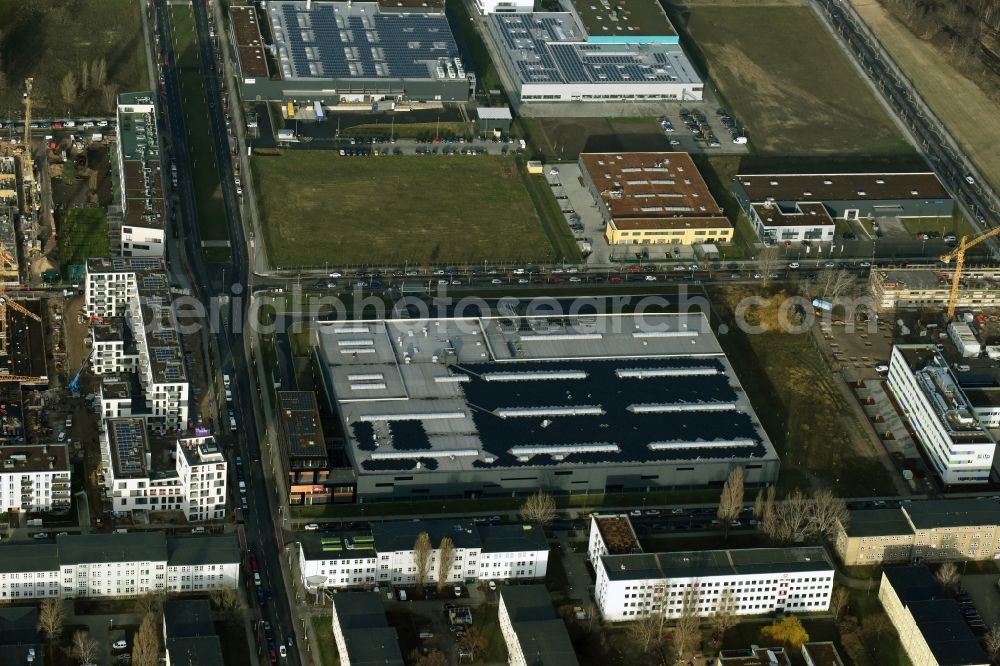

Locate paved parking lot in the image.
[545,164,609,264]
[962,573,1000,629]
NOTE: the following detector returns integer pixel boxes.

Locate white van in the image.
[230,416,237,432]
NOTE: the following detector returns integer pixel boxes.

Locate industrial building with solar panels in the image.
[314,312,779,500]
[231,0,473,105]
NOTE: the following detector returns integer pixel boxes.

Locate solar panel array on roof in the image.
[273,2,460,81]
[491,14,680,86]
[112,420,145,475]
[142,275,166,290]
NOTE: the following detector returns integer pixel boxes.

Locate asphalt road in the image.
[151,0,298,663]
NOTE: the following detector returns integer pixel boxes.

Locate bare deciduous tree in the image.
[72,629,99,665]
[628,613,668,654]
[830,587,850,620]
[984,624,1000,662]
[436,536,455,592]
[935,561,961,593]
[716,467,744,537]
[60,71,78,107]
[710,588,738,638]
[80,61,90,91]
[673,586,702,658]
[413,532,433,590]
[92,58,107,89]
[132,614,160,666]
[811,488,849,542]
[519,489,556,526]
[102,83,119,113]
[37,598,64,659]
[761,488,813,544]
[753,487,765,520]
[462,627,487,661]
[756,246,780,288]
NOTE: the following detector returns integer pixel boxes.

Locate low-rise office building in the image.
[115,92,166,257]
[879,566,988,666]
[732,172,952,244]
[314,312,780,500]
[163,599,224,666]
[578,152,733,247]
[85,258,188,433]
[0,444,71,513]
[100,419,227,521]
[0,532,240,600]
[331,592,404,666]
[275,391,351,505]
[886,345,995,485]
[298,519,548,590]
[835,499,1000,565]
[587,515,642,563]
[499,585,579,666]
[715,647,790,666]
[593,542,834,621]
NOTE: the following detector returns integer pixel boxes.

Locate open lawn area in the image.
[58,207,109,272]
[664,2,913,156]
[0,0,147,116]
[709,285,896,495]
[850,0,1000,195]
[311,615,339,666]
[251,153,573,268]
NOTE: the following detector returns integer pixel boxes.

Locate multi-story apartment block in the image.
[587,515,643,562]
[879,566,988,666]
[886,345,995,485]
[86,257,188,432]
[100,418,226,521]
[499,585,579,666]
[163,599,224,666]
[0,444,71,512]
[589,518,833,621]
[115,92,166,257]
[0,532,239,601]
[275,391,350,505]
[331,592,404,666]
[835,499,1000,565]
[298,519,549,591]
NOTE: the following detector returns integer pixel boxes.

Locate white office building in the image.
[0,445,71,513]
[298,519,549,591]
[589,518,833,621]
[0,532,240,601]
[86,257,188,432]
[100,419,227,522]
[887,345,996,485]
[115,92,166,257]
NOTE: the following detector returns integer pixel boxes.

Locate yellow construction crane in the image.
[21,78,33,205]
[0,245,39,357]
[940,225,1000,320]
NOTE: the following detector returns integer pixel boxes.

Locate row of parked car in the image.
[955,592,987,635]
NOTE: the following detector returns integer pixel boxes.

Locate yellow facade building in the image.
[578,152,733,247]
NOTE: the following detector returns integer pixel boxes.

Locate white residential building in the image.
[0,533,240,601]
[0,445,71,513]
[592,533,833,622]
[887,345,996,485]
[331,592,404,666]
[115,92,166,257]
[86,257,188,432]
[100,419,227,521]
[298,520,549,591]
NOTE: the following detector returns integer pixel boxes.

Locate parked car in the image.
[303,524,320,531]
[32,532,49,540]
[113,640,128,650]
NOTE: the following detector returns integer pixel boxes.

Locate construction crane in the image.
[0,244,39,357]
[940,225,1000,320]
[67,349,93,396]
[21,78,34,208]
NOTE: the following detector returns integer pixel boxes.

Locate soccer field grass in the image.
[668,2,914,156]
[251,153,568,268]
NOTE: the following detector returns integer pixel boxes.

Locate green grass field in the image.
[0,0,148,116]
[311,616,340,666]
[58,207,109,272]
[251,153,572,268]
[665,3,913,156]
[170,5,230,252]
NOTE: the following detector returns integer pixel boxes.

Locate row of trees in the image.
[59,58,120,112]
[412,532,457,594]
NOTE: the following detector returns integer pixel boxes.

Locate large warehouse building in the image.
[578,152,733,247]
[732,172,953,244]
[314,312,779,500]
[486,8,702,106]
[232,1,472,104]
